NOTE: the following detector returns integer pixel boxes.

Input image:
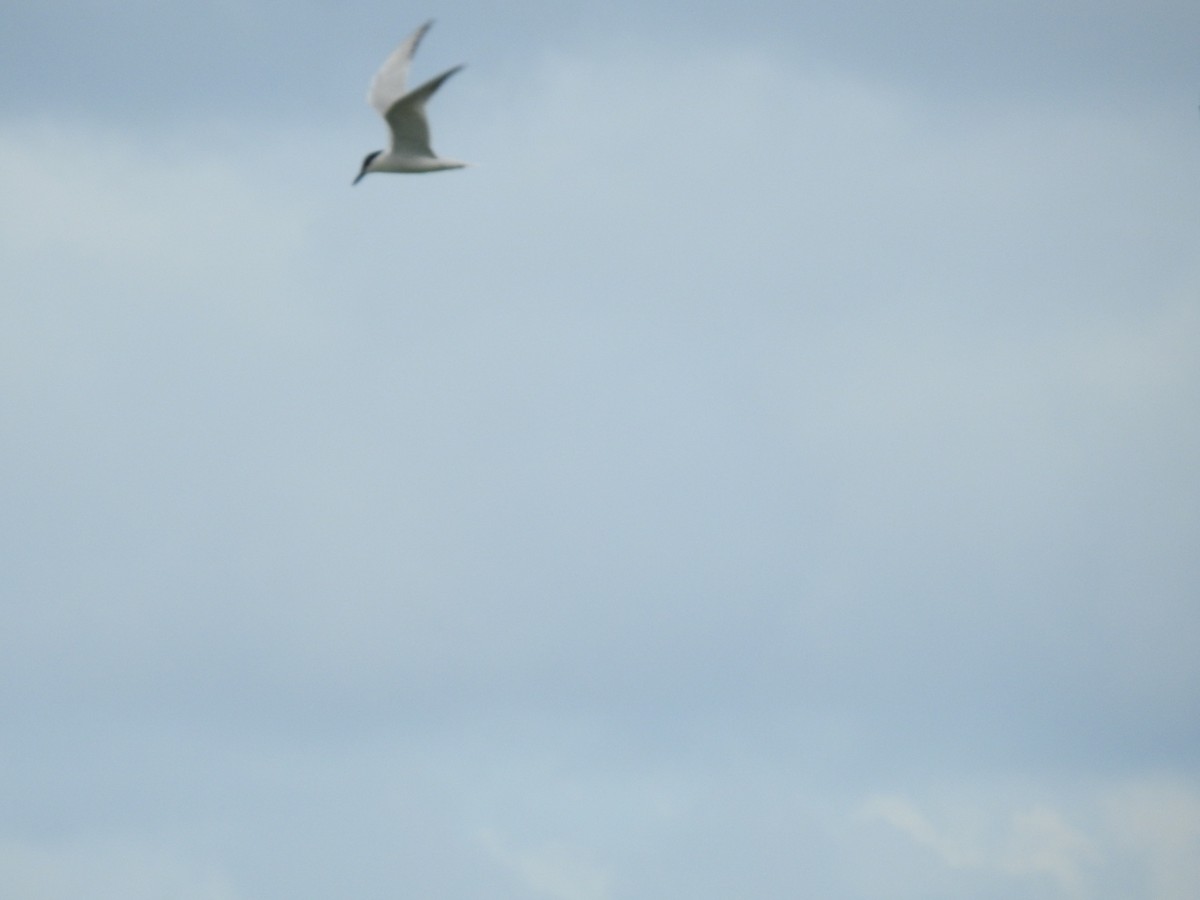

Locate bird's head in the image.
[353,150,382,186]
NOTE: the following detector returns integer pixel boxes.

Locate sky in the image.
[2,1,1199,897]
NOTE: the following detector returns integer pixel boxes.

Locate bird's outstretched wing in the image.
[385,66,464,157]
[367,20,433,116]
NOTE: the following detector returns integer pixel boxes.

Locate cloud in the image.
[5,1,1197,126]
[1,17,1198,899]
[859,792,1095,895]
[3,30,1198,746]
[0,118,314,314]
[0,836,239,900]
[861,778,1200,900]
[482,831,611,900]
[1101,778,1200,900]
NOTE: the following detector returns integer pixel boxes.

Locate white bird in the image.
[353,21,467,185]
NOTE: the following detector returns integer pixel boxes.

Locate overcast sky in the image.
[2,1,1199,898]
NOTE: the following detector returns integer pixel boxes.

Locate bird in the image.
[353,21,467,185]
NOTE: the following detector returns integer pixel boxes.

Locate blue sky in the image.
[2,1,1199,898]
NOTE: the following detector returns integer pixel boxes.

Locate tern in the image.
[353,21,467,185]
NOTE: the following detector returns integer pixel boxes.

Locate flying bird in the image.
[353,21,467,185]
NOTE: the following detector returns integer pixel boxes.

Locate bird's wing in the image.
[385,65,464,157]
[367,20,433,116]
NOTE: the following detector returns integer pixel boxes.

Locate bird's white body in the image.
[354,21,466,184]
[363,151,465,175]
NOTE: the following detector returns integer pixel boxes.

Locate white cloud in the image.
[0,118,323,351]
[1002,806,1096,898]
[862,794,988,870]
[481,830,611,900]
[0,120,302,266]
[861,778,1200,900]
[0,836,240,900]
[1101,778,1200,900]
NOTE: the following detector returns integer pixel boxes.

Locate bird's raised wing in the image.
[367,20,433,116]
[384,66,463,157]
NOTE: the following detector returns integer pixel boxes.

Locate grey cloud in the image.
[3,1,1197,123]
[2,10,1198,898]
